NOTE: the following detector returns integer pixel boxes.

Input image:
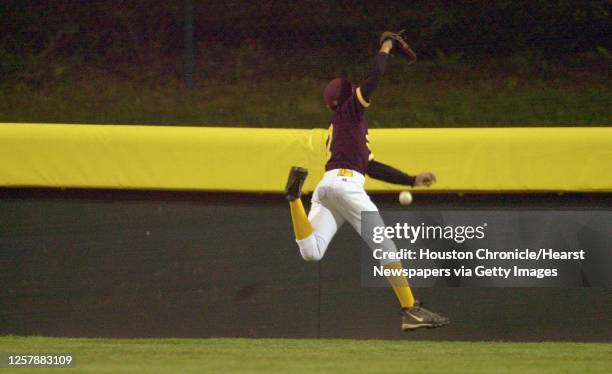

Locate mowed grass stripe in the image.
[0,336,611,373]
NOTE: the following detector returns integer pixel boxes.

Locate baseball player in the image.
[284,32,449,331]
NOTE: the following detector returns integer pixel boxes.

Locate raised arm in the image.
[358,40,393,103]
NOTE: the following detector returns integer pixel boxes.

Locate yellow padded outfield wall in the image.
[0,123,611,192]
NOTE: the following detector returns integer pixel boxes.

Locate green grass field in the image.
[1,336,611,373]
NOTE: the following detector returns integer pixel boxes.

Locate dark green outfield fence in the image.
[1,190,611,341]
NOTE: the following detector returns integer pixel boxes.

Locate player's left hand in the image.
[379,30,417,64]
[415,172,436,187]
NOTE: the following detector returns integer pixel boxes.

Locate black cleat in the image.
[284,166,308,201]
[401,300,450,331]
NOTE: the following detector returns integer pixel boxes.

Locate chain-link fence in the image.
[1,0,610,126]
[1,0,610,87]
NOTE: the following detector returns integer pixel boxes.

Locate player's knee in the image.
[296,233,328,262]
[299,248,324,262]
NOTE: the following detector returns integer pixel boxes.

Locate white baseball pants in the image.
[296,169,397,265]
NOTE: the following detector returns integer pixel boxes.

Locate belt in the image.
[337,169,354,177]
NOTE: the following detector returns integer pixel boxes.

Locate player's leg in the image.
[336,180,449,329]
[336,182,416,308]
[297,197,345,261]
[285,166,345,261]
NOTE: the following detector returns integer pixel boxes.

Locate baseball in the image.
[399,191,413,205]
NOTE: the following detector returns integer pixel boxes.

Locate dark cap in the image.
[324,78,352,110]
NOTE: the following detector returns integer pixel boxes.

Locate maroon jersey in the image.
[325,86,372,174]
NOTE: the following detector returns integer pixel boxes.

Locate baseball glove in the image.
[380,30,417,64]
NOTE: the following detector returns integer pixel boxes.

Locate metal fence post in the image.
[184,0,194,89]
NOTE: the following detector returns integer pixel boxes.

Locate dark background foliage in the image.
[2,0,609,81]
[0,1,609,126]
